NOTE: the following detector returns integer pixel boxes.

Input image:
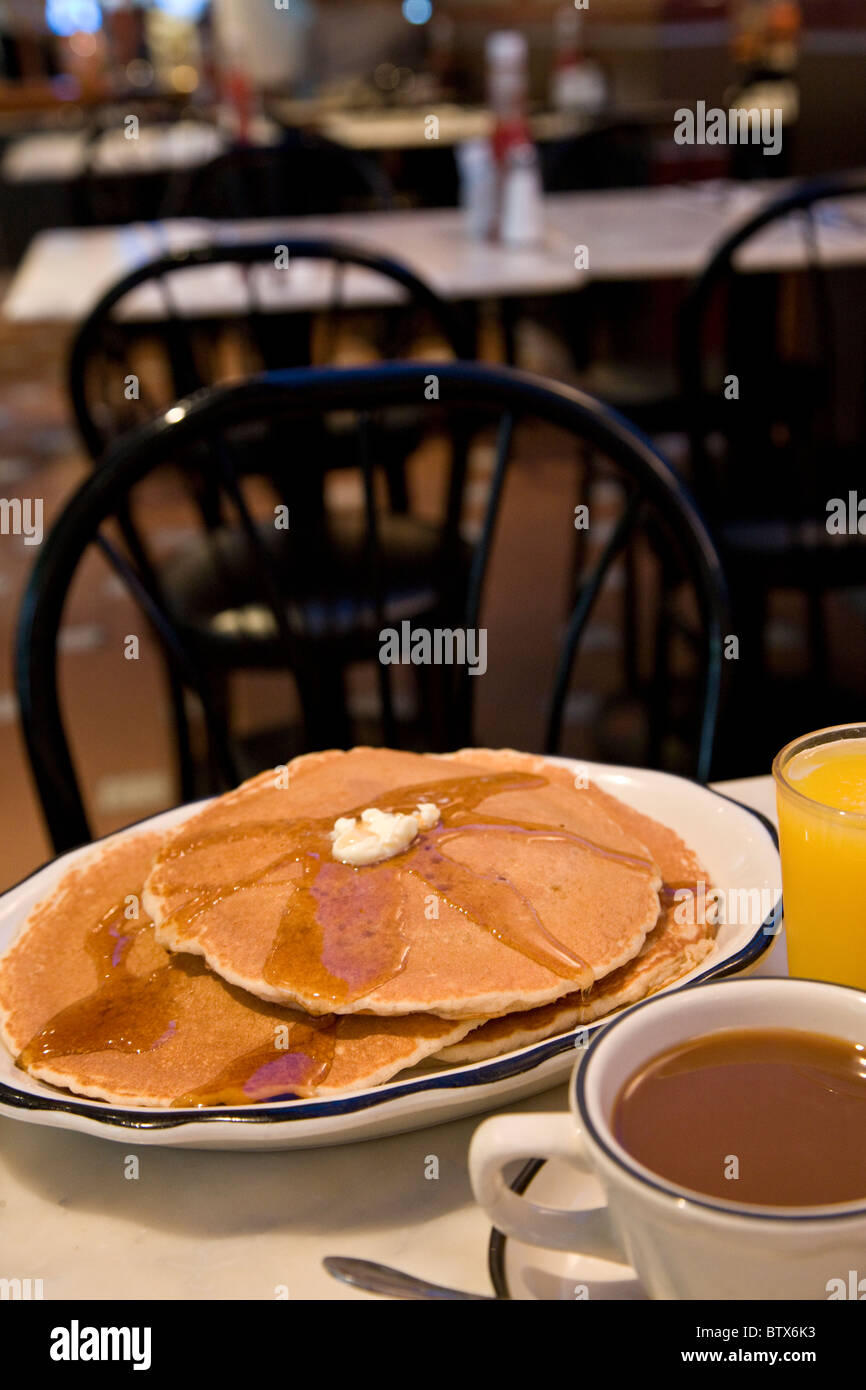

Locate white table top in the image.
[7,181,866,324]
[314,105,596,151]
[0,117,281,184]
[0,775,784,1301]
[319,105,492,151]
[268,99,675,152]
[0,124,228,183]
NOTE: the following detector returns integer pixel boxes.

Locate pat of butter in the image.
[331,803,440,867]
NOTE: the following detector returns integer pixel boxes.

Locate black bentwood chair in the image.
[68,236,471,463]
[70,103,220,228]
[678,167,866,768]
[67,240,471,796]
[18,362,729,856]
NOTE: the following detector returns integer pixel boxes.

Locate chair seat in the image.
[161,511,470,666]
[566,361,685,435]
[571,359,679,408]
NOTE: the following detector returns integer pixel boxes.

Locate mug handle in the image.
[469,1112,628,1260]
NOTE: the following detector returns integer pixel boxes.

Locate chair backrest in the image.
[540,118,655,193]
[70,104,221,228]
[19,361,728,854]
[164,131,397,221]
[678,168,866,519]
[69,236,471,463]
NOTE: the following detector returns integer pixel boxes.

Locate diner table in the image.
[280,103,508,152]
[0,117,282,185]
[0,775,785,1301]
[5,179,866,327]
[267,101,676,152]
[8,179,866,328]
[0,124,228,184]
[0,116,283,267]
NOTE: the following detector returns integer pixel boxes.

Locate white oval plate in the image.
[0,759,780,1150]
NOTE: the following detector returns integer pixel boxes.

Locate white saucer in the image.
[489,1157,647,1300]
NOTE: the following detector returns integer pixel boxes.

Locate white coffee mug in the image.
[470,978,866,1300]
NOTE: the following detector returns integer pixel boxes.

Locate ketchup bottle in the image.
[487,31,532,165]
[486,30,537,240]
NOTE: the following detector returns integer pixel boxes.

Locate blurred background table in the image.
[267,99,679,152]
[1,121,230,183]
[8,180,866,325]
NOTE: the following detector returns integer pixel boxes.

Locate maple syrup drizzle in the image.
[17,902,180,1069]
[172,1017,337,1107]
[156,771,658,1008]
[659,880,704,911]
[17,898,341,1106]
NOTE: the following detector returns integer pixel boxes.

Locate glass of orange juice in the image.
[774,723,866,988]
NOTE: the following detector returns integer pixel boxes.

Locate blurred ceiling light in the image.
[154,0,209,18]
[46,0,103,37]
[171,64,200,94]
[403,0,433,24]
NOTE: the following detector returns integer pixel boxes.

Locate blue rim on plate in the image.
[0,789,780,1132]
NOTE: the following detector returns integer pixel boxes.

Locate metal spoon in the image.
[323,1255,496,1301]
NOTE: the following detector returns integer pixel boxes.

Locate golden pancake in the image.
[0,834,478,1107]
[142,747,663,1019]
[436,780,716,1063]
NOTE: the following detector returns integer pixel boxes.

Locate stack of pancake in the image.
[0,748,716,1108]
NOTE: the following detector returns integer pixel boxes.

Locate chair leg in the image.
[294,655,352,752]
[414,660,454,752]
[623,534,641,698]
[570,444,595,602]
[647,579,671,770]
[165,664,197,804]
[202,669,238,792]
[721,575,770,771]
[383,458,410,513]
